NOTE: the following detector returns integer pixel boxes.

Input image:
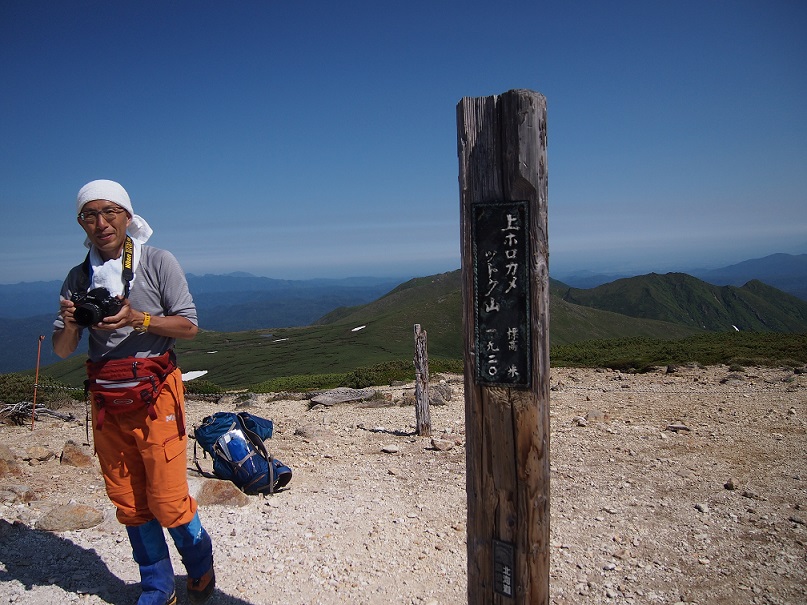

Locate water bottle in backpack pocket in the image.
[213,429,270,492]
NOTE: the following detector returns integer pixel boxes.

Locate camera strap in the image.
[77,235,135,298]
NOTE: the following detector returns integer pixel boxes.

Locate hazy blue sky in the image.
[1,0,805,284]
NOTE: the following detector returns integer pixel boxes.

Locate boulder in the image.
[60,440,95,468]
[36,503,104,532]
[190,477,251,507]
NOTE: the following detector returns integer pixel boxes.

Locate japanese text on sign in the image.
[472,201,531,387]
[493,539,515,598]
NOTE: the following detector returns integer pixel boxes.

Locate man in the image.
[53,179,215,605]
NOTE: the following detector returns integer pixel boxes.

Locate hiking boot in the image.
[136,590,176,605]
[187,567,215,604]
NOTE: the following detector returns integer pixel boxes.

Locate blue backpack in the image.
[193,412,292,494]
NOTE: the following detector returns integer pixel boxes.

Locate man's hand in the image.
[58,298,78,327]
[93,296,135,331]
[53,297,81,358]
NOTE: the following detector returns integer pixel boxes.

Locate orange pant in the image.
[92,367,197,528]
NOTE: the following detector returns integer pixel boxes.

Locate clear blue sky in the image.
[1,0,805,284]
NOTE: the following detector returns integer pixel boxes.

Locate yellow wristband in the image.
[136,312,151,333]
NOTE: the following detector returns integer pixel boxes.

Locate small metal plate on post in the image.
[472,201,532,387]
[493,539,515,597]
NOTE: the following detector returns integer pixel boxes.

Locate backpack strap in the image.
[192,437,206,476]
[193,453,219,480]
[78,253,91,295]
[236,413,276,494]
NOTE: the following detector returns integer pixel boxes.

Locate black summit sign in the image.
[472,201,532,388]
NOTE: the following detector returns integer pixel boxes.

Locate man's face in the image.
[77,199,132,261]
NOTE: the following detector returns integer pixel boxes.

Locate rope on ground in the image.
[33,383,84,395]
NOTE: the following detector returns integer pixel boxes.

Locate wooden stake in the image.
[413,324,431,437]
[31,335,45,431]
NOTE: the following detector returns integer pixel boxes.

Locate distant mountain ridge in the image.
[3,255,806,375]
[691,253,807,300]
[554,253,807,300]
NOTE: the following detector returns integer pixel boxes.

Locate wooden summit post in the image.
[457,89,550,604]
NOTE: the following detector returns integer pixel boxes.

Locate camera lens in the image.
[74,303,103,327]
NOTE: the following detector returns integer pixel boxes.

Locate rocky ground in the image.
[0,364,805,605]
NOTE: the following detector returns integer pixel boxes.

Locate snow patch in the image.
[182,370,208,382]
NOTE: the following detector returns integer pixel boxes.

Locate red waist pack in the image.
[85,350,177,429]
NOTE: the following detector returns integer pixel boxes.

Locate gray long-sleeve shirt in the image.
[54,245,197,362]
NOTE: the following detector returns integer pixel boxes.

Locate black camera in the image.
[71,287,123,327]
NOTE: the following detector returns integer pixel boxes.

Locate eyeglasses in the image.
[78,207,127,224]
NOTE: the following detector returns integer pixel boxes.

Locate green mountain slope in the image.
[558,272,807,332]
[315,271,465,357]
[317,270,700,346]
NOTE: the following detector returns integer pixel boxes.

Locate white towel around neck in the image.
[88,238,142,296]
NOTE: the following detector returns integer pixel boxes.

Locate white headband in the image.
[76,179,153,245]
